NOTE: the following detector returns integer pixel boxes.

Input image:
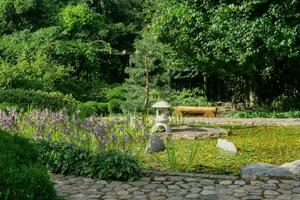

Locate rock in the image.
[216,139,237,153]
[281,160,300,176]
[168,125,229,140]
[241,163,294,178]
[145,135,166,153]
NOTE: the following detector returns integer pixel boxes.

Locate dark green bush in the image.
[168,89,212,107]
[79,101,99,117]
[97,102,109,115]
[0,131,39,166]
[79,101,109,117]
[108,99,122,113]
[37,141,141,181]
[0,102,20,111]
[0,164,57,200]
[107,85,126,101]
[0,130,57,200]
[271,95,300,111]
[93,150,141,181]
[0,88,78,111]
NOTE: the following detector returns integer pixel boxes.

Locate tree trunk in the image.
[246,76,258,109]
[143,56,149,108]
[203,73,208,97]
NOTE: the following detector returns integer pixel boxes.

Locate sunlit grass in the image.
[135,126,300,175]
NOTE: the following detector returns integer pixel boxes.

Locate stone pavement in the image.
[52,173,300,200]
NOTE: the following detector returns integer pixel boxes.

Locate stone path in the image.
[52,173,300,200]
[182,117,300,126]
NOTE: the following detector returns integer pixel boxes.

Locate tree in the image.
[124,31,171,111]
[141,0,300,108]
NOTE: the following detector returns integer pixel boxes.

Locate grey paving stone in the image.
[234,180,246,186]
[200,179,215,186]
[190,187,201,193]
[185,193,200,199]
[52,174,299,200]
[218,189,233,195]
[264,190,279,196]
[279,183,294,190]
[292,187,300,193]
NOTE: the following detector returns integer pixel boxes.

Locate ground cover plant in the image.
[38,141,141,181]
[226,111,300,118]
[0,130,58,200]
[136,125,300,175]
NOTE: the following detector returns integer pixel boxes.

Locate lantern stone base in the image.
[151,122,171,133]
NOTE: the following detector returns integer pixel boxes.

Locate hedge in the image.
[0,130,58,200]
[0,89,78,111]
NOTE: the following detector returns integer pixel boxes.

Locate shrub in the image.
[79,101,109,117]
[93,150,141,181]
[0,102,19,111]
[168,89,212,107]
[79,101,100,117]
[0,88,78,111]
[0,164,57,200]
[108,99,122,114]
[37,141,141,181]
[271,95,300,111]
[0,131,39,166]
[106,85,125,113]
[98,102,109,115]
[0,130,57,200]
[107,85,126,101]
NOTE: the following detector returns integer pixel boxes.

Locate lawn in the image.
[136,125,300,175]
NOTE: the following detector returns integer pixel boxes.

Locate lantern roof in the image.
[152,101,172,109]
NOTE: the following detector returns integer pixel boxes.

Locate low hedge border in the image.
[0,130,58,200]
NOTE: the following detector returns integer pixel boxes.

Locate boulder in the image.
[281,160,300,176]
[241,163,294,178]
[216,139,237,153]
[168,126,229,140]
[145,135,166,153]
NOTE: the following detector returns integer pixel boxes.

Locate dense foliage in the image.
[0,88,77,111]
[0,0,141,103]
[132,0,300,109]
[38,141,141,181]
[0,0,299,111]
[0,130,57,200]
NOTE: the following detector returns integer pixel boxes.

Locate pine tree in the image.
[123,32,171,112]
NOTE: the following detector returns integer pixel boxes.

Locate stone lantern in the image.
[151,101,172,133]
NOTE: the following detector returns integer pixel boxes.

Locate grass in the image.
[135,125,300,175]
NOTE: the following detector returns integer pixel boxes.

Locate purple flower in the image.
[111,133,118,144]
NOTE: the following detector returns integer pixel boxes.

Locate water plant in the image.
[164,138,178,172]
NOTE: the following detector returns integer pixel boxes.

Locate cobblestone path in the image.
[52,174,300,200]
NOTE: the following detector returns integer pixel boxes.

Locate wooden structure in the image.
[172,106,217,118]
